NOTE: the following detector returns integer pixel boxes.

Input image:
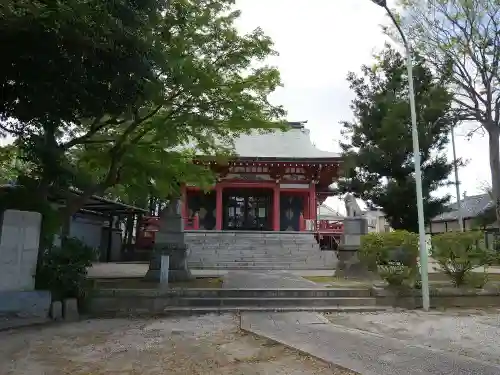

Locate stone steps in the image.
[185,232,336,270]
[88,288,379,317]
[169,297,376,307]
[189,249,325,255]
[188,263,334,270]
[188,257,335,263]
[100,288,371,298]
[92,305,387,317]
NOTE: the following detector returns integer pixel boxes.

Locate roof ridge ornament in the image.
[287,120,308,129]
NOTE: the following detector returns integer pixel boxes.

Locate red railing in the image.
[300,217,344,234]
[136,215,343,249]
[316,220,343,233]
[184,213,199,230]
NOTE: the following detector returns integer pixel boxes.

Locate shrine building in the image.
[137,121,343,269]
[182,121,342,233]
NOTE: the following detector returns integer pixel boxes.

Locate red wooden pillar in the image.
[273,184,280,231]
[309,184,317,221]
[215,184,223,230]
[303,191,310,220]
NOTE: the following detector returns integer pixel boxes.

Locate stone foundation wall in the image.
[372,286,500,309]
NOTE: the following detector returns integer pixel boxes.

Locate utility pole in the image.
[450,125,464,231]
[370,0,430,311]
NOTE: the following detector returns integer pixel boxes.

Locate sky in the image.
[234,0,491,214]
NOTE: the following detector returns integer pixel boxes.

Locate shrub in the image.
[431,231,498,287]
[359,230,419,287]
[35,237,98,301]
[466,272,489,289]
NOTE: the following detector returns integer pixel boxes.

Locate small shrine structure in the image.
[181,121,342,236]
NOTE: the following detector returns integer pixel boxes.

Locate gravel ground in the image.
[326,309,500,365]
[1,314,353,375]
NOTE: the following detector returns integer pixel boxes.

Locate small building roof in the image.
[317,203,344,220]
[0,184,146,215]
[432,193,492,222]
[232,121,340,160]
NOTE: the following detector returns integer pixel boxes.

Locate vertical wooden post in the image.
[309,184,316,221]
[216,184,223,230]
[304,191,310,220]
[273,184,280,231]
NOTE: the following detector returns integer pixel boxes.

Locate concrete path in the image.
[87,262,500,279]
[229,270,500,374]
[241,312,500,375]
[222,270,321,289]
[87,263,334,279]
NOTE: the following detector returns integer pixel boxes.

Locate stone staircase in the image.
[88,287,385,316]
[185,231,337,270]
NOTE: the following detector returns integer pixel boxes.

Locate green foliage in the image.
[431,231,498,287]
[35,237,97,301]
[466,272,489,289]
[0,0,163,125]
[0,145,18,184]
[378,264,413,287]
[2,0,285,217]
[336,45,456,232]
[359,230,419,286]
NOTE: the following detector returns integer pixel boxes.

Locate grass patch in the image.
[93,277,223,289]
[303,276,373,288]
[170,277,223,289]
[304,272,500,288]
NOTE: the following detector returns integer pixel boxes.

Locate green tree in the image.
[337,45,454,232]
[2,0,285,221]
[0,0,163,126]
[0,144,17,184]
[394,0,500,224]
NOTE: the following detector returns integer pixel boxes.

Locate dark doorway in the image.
[187,191,216,230]
[280,193,304,231]
[223,188,272,230]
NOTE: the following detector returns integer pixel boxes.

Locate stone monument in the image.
[336,204,371,278]
[0,209,52,320]
[144,198,192,282]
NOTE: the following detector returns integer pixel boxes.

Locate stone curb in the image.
[0,317,53,332]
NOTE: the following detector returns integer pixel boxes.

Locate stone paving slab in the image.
[222,270,322,289]
[241,312,500,375]
[87,263,335,279]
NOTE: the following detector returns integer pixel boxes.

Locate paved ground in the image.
[223,270,322,288]
[0,314,352,375]
[87,261,500,280]
[231,270,500,375]
[87,263,335,279]
[84,265,500,374]
[242,311,500,375]
[326,309,500,366]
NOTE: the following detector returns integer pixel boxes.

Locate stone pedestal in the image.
[336,217,370,278]
[144,199,192,282]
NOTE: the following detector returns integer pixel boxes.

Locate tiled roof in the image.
[432,193,493,222]
[233,122,340,159]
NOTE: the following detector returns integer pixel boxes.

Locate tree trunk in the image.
[488,126,500,225]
